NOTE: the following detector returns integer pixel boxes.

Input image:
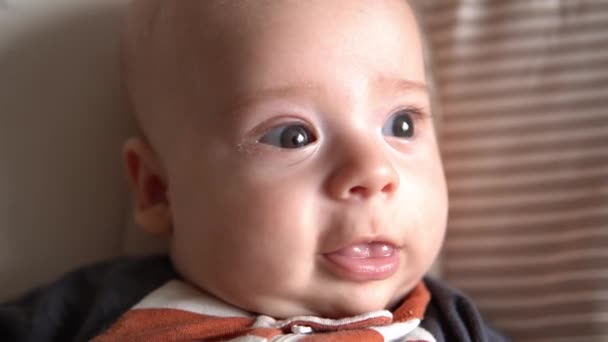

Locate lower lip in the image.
[323,251,400,281]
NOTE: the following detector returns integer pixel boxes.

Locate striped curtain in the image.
[416,1,608,341]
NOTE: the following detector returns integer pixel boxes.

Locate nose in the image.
[325,140,400,201]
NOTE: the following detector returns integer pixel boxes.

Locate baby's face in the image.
[143,0,447,318]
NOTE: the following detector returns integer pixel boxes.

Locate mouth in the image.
[322,241,400,282]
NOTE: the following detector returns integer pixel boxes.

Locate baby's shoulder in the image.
[0,255,176,342]
[421,277,509,342]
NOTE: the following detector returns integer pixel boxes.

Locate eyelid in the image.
[385,105,428,127]
[247,115,318,144]
[259,124,316,149]
[392,105,429,119]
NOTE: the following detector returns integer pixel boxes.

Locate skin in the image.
[122,0,448,319]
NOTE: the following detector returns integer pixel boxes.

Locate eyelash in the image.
[386,104,430,132]
[247,116,317,145]
[395,105,429,120]
[247,105,429,146]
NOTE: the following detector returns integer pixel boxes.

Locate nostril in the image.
[381,182,395,194]
[348,183,395,198]
[349,186,367,197]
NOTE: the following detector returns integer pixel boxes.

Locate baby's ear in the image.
[122,137,172,235]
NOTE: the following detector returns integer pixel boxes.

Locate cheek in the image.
[220,185,319,252]
[395,154,448,260]
[170,165,321,272]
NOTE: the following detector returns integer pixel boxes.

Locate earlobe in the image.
[134,203,172,235]
[123,137,172,235]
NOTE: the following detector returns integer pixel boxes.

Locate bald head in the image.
[121,0,185,153]
[121,0,422,157]
[121,0,261,153]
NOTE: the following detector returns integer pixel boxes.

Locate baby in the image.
[1,0,507,341]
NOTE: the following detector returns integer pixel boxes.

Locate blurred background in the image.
[416,1,608,341]
[0,1,607,341]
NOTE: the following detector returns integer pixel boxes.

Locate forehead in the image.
[173,0,424,94]
[128,0,422,81]
[124,0,425,135]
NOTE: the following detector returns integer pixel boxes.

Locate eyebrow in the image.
[374,75,429,94]
[245,76,428,98]
[221,84,319,118]
[222,76,428,117]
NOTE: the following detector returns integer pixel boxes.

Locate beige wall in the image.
[0,1,165,302]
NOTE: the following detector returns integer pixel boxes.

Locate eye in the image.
[382,110,415,138]
[259,124,316,149]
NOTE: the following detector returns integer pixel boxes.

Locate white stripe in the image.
[449,187,607,212]
[447,166,608,194]
[133,280,252,318]
[442,109,605,136]
[445,145,608,174]
[437,46,608,82]
[402,327,436,342]
[477,289,608,310]
[369,319,420,341]
[431,10,608,44]
[253,311,393,330]
[442,67,608,99]
[269,335,306,342]
[436,26,608,61]
[447,225,608,249]
[449,206,606,231]
[451,269,608,290]
[448,247,608,270]
[231,336,268,342]
[445,85,607,115]
[496,312,608,330]
[442,125,608,155]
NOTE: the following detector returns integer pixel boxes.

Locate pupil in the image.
[282,126,309,148]
[393,115,413,137]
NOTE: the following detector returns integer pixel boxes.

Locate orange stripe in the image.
[245,327,284,339]
[299,328,384,342]
[92,308,254,342]
[393,282,430,322]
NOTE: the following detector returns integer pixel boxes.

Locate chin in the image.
[319,287,394,318]
[324,301,389,319]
